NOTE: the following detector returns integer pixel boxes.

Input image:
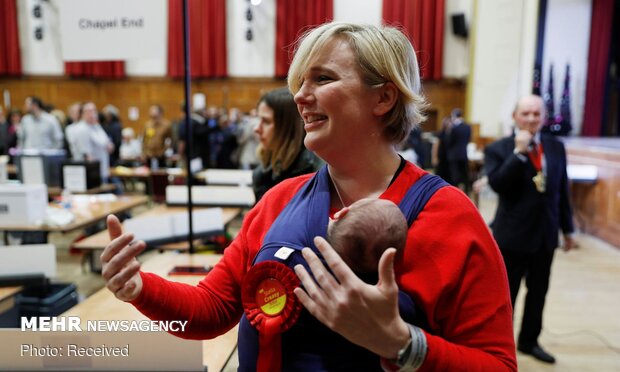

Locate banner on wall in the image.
[58,0,165,61]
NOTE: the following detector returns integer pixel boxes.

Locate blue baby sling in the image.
[239,165,448,371]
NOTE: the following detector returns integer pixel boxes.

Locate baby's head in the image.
[327,198,408,274]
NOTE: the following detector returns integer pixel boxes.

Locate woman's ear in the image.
[372,82,398,117]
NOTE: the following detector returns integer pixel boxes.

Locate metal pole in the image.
[182,0,194,254]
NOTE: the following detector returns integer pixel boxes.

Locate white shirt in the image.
[67,121,112,180]
[18,112,64,150]
[120,139,142,160]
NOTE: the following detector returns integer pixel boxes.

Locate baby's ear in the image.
[333,207,350,220]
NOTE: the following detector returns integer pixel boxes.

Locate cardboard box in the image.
[0,184,48,226]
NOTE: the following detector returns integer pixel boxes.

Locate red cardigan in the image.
[132,162,517,371]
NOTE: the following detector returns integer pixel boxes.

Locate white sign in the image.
[128,106,140,121]
[63,165,88,192]
[21,157,45,185]
[58,0,165,61]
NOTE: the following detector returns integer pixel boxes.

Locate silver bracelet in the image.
[396,323,428,371]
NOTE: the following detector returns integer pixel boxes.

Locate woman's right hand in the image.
[101,214,146,302]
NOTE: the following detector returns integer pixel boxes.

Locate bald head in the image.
[513,95,545,135]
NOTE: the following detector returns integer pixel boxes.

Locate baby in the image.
[327,198,408,274]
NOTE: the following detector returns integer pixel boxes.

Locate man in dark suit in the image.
[446,108,471,193]
[484,94,575,364]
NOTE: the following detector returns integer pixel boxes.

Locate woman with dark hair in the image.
[252,87,320,201]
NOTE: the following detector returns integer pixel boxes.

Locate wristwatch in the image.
[395,336,413,367]
[388,323,427,371]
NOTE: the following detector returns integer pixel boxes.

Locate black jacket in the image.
[446,122,471,162]
[484,133,574,253]
[252,149,319,203]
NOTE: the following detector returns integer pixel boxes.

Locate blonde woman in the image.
[101,23,516,371]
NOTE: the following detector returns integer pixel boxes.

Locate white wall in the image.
[227,0,276,77]
[518,0,540,97]
[542,0,591,136]
[468,0,540,137]
[18,0,64,75]
[125,0,168,76]
[333,0,382,25]
[442,0,472,79]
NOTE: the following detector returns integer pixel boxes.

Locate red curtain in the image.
[65,61,125,79]
[581,0,614,137]
[0,0,22,76]
[275,0,333,78]
[168,0,227,78]
[382,0,444,80]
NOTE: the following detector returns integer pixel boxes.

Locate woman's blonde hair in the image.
[287,22,427,144]
[257,87,305,175]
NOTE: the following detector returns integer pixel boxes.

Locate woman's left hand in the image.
[293,236,410,359]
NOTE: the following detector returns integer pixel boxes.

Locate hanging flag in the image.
[557,64,573,136]
[532,63,542,95]
[542,63,555,133]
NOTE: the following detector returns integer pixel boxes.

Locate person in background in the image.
[142,104,172,169]
[0,109,19,163]
[177,102,211,171]
[63,102,83,159]
[432,116,452,182]
[484,94,575,364]
[252,87,320,202]
[0,107,8,156]
[402,126,426,167]
[100,22,516,371]
[66,102,82,126]
[68,102,113,182]
[211,111,239,169]
[7,109,21,150]
[205,106,224,169]
[445,108,471,194]
[119,127,143,166]
[17,96,64,150]
[236,108,260,170]
[102,105,123,167]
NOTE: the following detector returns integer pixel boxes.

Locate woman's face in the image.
[293,37,381,158]
[254,101,275,149]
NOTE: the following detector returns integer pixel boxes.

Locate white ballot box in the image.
[0,184,48,226]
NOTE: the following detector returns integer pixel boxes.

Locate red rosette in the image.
[242,260,302,372]
[242,260,302,333]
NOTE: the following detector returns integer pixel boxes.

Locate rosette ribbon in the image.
[242,261,302,372]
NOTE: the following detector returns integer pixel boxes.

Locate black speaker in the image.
[451,13,468,38]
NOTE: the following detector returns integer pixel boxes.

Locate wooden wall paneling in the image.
[565,140,620,248]
[423,79,466,132]
[469,123,480,147]
[1,76,466,135]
